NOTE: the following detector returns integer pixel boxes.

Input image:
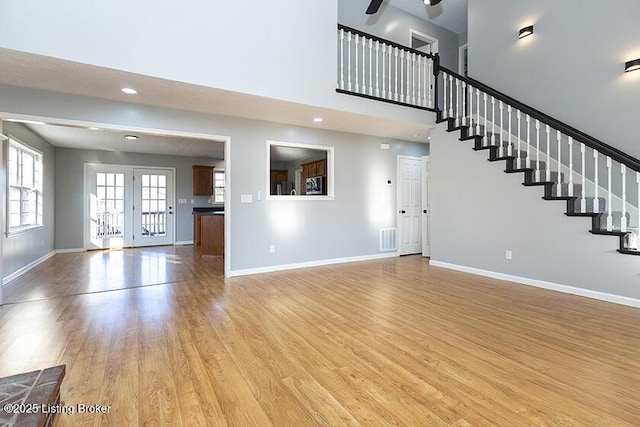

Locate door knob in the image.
[423,209,427,214]
[400,210,406,214]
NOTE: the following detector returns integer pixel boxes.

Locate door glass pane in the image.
[140,173,167,237]
[92,172,125,240]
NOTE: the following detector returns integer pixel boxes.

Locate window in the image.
[7,137,43,233]
[267,140,334,199]
[214,170,225,203]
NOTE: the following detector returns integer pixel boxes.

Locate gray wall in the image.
[2,123,56,279]
[55,148,223,249]
[231,123,428,272]
[0,84,428,275]
[339,0,461,70]
[468,0,640,157]
[430,124,640,300]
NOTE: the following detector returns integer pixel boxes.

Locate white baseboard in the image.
[174,240,194,246]
[227,252,398,278]
[429,260,640,308]
[56,248,85,254]
[2,250,57,285]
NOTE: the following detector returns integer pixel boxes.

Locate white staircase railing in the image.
[337,25,437,111]
[439,68,640,252]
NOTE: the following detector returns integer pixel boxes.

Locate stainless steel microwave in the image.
[306,176,325,195]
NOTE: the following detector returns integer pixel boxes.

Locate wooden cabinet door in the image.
[193,165,214,195]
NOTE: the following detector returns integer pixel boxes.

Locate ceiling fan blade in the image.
[365,0,384,14]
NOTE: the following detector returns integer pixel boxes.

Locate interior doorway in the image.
[410,29,439,55]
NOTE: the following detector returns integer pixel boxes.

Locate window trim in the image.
[266,140,335,201]
[5,135,44,236]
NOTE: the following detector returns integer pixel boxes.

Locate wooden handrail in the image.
[438,65,640,172]
[337,24,436,60]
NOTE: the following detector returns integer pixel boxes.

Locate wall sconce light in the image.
[423,0,442,5]
[625,59,640,73]
[518,25,534,39]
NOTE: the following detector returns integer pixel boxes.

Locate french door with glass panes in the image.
[132,168,174,246]
[85,165,174,249]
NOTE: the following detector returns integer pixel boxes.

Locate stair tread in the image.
[590,229,628,236]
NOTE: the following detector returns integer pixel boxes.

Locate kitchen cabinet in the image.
[301,158,327,179]
[192,165,214,195]
[194,212,224,256]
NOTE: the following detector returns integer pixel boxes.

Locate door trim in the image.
[421,155,431,257]
[409,29,439,54]
[83,164,177,249]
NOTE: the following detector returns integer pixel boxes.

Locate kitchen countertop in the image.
[192,207,224,215]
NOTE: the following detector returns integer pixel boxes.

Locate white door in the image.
[421,156,431,257]
[133,168,175,247]
[86,165,133,250]
[397,156,422,255]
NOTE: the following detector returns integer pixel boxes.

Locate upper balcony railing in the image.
[337,24,438,111]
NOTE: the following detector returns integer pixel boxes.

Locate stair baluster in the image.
[427,57,432,107]
[400,50,404,103]
[545,125,551,182]
[499,101,504,156]
[621,164,627,232]
[389,46,393,100]
[636,172,640,245]
[463,82,468,127]
[442,72,448,118]
[417,55,422,106]
[476,88,481,135]
[410,52,415,105]
[375,41,380,97]
[526,115,531,168]
[394,47,399,102]
[339,29,345,90]
[455,79,460,126]
[556,130,562,197]
[507,106,513,157]
[517,111,522,168]
[483,93,488,143]
[347,32,352,92]
[468,84,473,129]
[535,120,541,181]
[368,38,373,96]
[568,137,574,197]
[580,143,586,213]
[361,37,366,94]
[354,35,359,93]
[491,97,496,147]
[593,151,600,213]
[607,157,613,231]
[448,75,454,118]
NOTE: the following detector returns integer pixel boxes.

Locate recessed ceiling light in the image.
[88,127,101,131]
[313,117,324,123]
[124,135,138,140]
[121,87,138,95]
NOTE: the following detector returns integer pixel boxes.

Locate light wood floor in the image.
[1,248,639,426]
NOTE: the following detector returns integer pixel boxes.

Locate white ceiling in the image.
[23,122,225,159]
[0,47,433,158]
[387,0,468,34]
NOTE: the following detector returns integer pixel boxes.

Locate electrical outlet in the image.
[269,245,276,253]
[505,250,512,260]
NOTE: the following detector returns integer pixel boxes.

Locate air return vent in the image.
[379,228,397,251]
